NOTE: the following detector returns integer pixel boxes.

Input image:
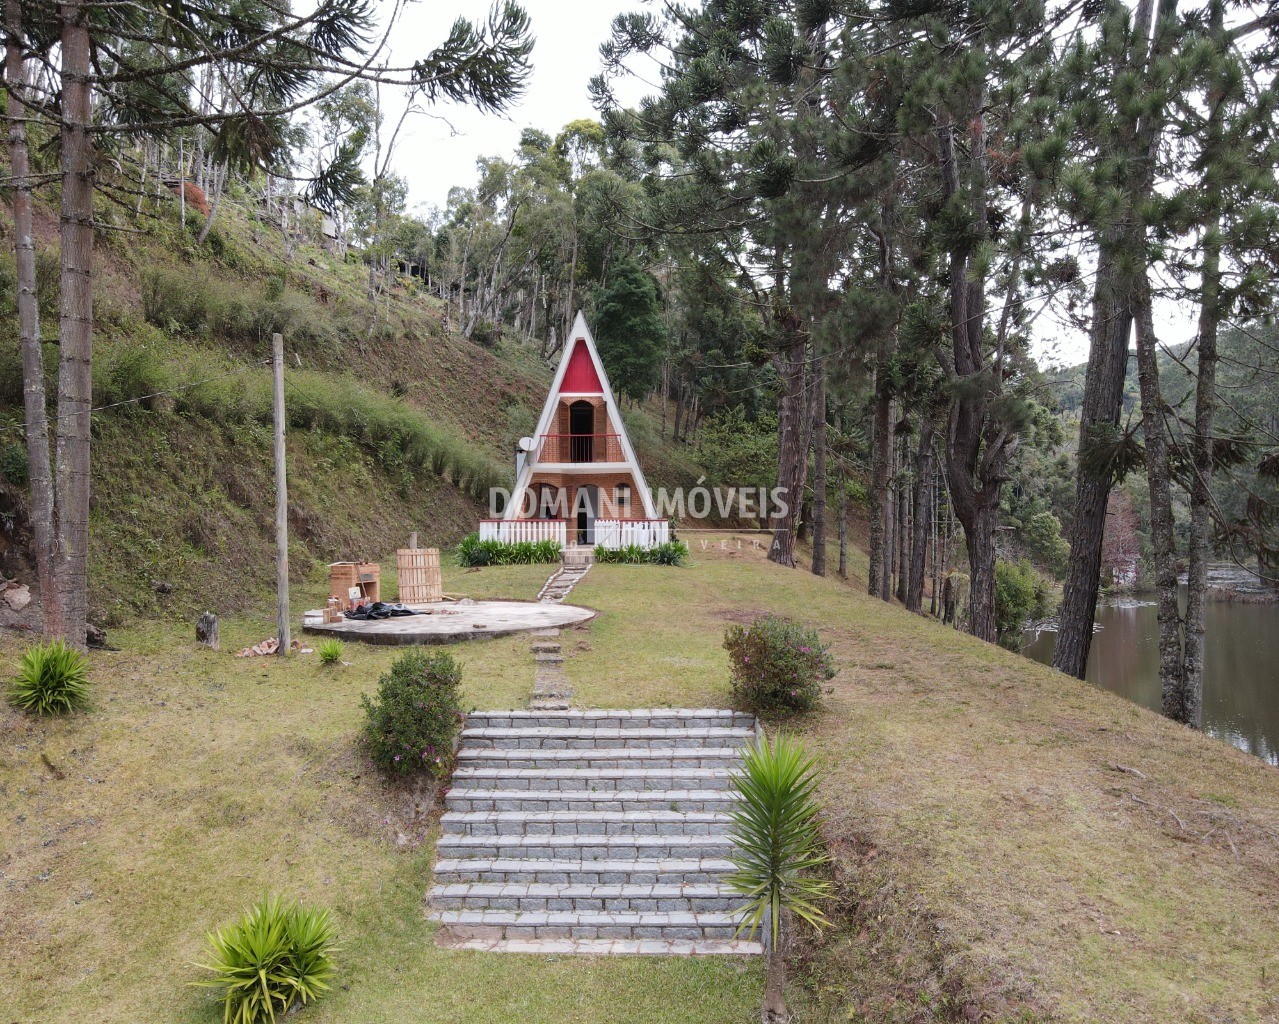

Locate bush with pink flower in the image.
[724,615,835,716]
[360,650,465,779]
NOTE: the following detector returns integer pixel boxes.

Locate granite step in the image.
[438,937,762,955]
[427,707,759,956]
[455,747,747,770]
[429,882,739,913]
[449,766,738,792]
[445,788,735,813]
[439,809,730,837]
[431,856,737,885]
[465,709,756,730]
[433,833,733,861]
[460,726,755,750]
[431,908,747,941]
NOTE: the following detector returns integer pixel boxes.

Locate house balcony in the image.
[535,432,624,466]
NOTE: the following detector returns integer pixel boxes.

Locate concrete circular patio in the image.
[301,599,594,646]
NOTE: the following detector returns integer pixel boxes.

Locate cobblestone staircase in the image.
[427,709,763,955]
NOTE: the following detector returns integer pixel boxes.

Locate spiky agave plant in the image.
[192,894,338,1024]
[8,640,90,715]
[726,733,833,1023]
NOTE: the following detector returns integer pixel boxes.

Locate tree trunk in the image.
[895,459,909,605]
[1053,243,1133,678]
[1180,244,1216,730]
[55,0,95,649]
[882,423,895,602]
[929,466,940,617]
[564,217,579,336]
[660,362,669,439]
[810,361,826,576]
[768,330,814,568]
[935,114,1005,644]
[907,417,936,613]
[196,158,228,245]
[867,365,892,599]
[965,503,999,642]
[837,467,848,579]
[1133,291,1186,721]
[761,923,789,1023]
[1054,0,1180,678]
[6,0,61,636]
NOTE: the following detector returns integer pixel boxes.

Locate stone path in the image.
[537,562,591,603]
[427,709,762,955]
[526,562,592,710]
[529,628,571,712]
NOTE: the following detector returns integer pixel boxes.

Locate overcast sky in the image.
[374,1,1192,367]
[377,0,640,213]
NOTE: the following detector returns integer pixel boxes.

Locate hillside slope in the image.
[0,186,698,624]
[3,540,1278,1022]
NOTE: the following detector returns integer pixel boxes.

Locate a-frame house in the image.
[479,312,669,554]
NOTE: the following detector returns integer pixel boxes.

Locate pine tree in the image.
[594,260,666,400]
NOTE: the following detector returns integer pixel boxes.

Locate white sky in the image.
[377,0,641,213]
[372,1,1193,367]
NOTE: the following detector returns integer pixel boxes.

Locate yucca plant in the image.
[316,639,344,666]
[727,733,834,1023]
[192,895,338,1024]
[8,640,91,715]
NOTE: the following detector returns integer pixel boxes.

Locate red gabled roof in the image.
[560,337,603,393]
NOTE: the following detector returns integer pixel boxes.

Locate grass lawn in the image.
[0,560,761,1023]
[4,539,1279,1022]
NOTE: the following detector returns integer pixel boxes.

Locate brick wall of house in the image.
[519,470,642,521]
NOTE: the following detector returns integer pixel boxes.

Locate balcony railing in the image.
[537,432,624,464]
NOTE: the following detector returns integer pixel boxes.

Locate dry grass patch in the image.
[561,535,1279,1023]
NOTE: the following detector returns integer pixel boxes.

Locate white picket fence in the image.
[593,519,670,550]
[478,519,567,546]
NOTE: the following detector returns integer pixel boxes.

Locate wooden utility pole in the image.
[272,332,290,653]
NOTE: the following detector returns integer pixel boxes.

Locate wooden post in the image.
[273,332,290,653]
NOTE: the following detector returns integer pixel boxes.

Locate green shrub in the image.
[592,541,689,566]
[994,558,1056,650]
[317,639,344,666]
[360,650,464,778]
[94,345,174,410]
[1,443,29,486]
[8,640,91,715]
[1022,511,1070,577]
[192,894,338,1024]
[725,615,835,717]
[456,533,561,567]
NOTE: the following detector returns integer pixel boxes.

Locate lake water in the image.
[1023,567,1279,764]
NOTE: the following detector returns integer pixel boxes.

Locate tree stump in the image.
[196,611,219,651]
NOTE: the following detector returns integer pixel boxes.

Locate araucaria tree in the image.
[3,0,533,647]
[1051,0,1279,725]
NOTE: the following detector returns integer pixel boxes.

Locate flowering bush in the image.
[360,650,464,779]
[724,615,835,716]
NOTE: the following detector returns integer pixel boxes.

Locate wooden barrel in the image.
[397,547,442,604]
